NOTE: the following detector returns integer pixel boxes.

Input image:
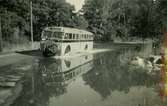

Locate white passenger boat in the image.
[40,27,94,57]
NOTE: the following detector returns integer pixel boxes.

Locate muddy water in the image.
[7,44,167,106]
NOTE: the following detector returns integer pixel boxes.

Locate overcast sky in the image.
[66,0,85,12]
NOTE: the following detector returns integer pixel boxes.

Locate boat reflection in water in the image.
[40,54,94,86]
[11,54,93,106]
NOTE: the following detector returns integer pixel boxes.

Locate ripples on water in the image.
[10,44,167,106]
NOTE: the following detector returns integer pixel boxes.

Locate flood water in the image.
[5,44,167,106]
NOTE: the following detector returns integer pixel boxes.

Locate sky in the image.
[66,0,85,12]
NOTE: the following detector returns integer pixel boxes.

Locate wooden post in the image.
[30,1,34,48]
[0,16,2,52]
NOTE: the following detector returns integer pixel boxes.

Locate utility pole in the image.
[0,16,2,52]
[30,1,34,48]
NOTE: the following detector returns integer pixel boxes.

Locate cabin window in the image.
[83,34,85,39]
[76,34,79,39]
[42,31,52,38]
[64,33,69,39]
[53,32,62,38]
[86,35,88,39]
[69,33,72,39]
[88,35,91,39]
[82,34,84,39]
[89,35,92,39]
[84,34,86,39]
[88,35,90,39]
[78,34,81,39]
[73,34,75,39]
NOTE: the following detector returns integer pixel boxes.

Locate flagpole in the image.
[30,1,34,48]
[0,16,2,52]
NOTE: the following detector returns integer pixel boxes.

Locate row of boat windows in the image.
[42,31,93,40]
[64,33,93,40]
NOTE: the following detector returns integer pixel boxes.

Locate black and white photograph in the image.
[0,0,167,106]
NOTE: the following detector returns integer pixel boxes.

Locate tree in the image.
[83,0,165,41]
[0,0,29,44]
[106,0,131,41]
[83,0,107,41]
[32,0,87,40]
[0,0,88,44]
[0,16,2,52]
[157,0,167,32]
[72,12,88,29]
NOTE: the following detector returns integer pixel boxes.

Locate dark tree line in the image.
[82,0,167,41]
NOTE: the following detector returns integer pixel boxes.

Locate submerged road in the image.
[0,50,43,106]
[0,53,31,67]
[0,43,166,106]
[0,50,43,67]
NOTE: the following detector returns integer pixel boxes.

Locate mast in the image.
[30,1,34,48]
[0,16,2,52]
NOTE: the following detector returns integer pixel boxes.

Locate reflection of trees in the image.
[83,51,158,99]
[12,59,67,106]
[12,69,50,106]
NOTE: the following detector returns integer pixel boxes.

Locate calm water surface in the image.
[10,44,167,106]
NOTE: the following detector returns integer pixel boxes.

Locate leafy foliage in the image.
[0,0,88,42]
[83,0,167,41]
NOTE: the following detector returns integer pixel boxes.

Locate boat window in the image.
[53,32,63,38]
[90,35,92,40]
[89,35,91,39]
[85,34,87,39]
[78,34,81,39]
[73,34,75,39]
[88,35,90,39]
[76,34,79,39]
[69,33,72,39]
[42,31,53,38]
[82,34,84,39]
[83,34,85,39]
[64,33,69,39]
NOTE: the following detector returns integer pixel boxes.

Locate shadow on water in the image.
[16,50,42,57]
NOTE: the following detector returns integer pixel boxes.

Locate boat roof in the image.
[44,27,93,35]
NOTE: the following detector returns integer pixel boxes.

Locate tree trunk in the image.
[0,16,2,52]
